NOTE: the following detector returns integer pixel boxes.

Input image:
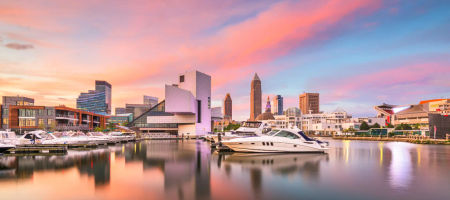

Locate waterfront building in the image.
[115,107,126,115]
[126,103,151,120]
[263,107,301,129]
[223,93,232,121]
[108,113,133,125]
[77,80,112,115]
[129,70,211,136]
[299,92,319,114]
[271,95,283,115]
[2,104,107,132]
[374,99,449,131]
[144,95,159,106]
[211,107,224,131]
[1,96,35,129]
[250,73,262,121]
[428,113,450,139]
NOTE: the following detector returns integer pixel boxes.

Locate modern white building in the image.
[129,70,212,136]
[262,107,302,129]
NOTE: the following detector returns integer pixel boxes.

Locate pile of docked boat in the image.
[0,130,136,153]
[204,122,330,153]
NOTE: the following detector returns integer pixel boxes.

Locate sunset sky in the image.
[0,0,449,120]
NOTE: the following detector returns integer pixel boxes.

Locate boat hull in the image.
[222,137,328,153]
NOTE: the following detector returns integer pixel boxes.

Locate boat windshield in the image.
[268,130,279,136]
[274,130,299,139]
[297,131,314,141]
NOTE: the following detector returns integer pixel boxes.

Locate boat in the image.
[0,130,17,145]
[0,143,15,154]
[211,121,271,143]
[221,127,329,153]
[42,131,108,145]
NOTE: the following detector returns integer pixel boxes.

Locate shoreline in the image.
[331,136,450,145]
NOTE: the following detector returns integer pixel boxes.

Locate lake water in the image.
[0,139,449,200]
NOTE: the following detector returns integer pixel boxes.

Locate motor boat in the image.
[211,121,271,143]
[221,127,329,153]
[0,130,17,145]
[0,143,15,154]
[42,132,108,145]
[108,132,136,142]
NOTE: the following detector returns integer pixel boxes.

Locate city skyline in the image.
[0,0,449,121]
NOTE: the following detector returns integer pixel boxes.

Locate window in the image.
[48,119,54,126]
[38,119,44,126]
[274,131,300,139]
[2,118,8,125]
[179,75,185,83]
[197,100,201,123]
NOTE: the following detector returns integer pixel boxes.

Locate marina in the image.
[0,139,449,200]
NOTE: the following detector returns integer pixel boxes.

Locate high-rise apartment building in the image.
[299,93,319,114]
[77,80,112,115]
[250,73,262,120]
[223,93,232,121]
[272,95,283,115]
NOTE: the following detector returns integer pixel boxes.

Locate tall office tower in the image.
[265,96,271,113]
[223,93,232,121]
[77,80,112,115]
[272,95,283,115]
[250,73,262,121]
[143,95,158,107]
[299,92,320,114]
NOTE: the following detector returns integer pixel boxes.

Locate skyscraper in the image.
[224,93,232,121]
[250,73,262,120]
[77,80,112,114]
[272,95,283,115]
[299,92,319,114]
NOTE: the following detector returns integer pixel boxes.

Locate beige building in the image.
[299,93,319,114]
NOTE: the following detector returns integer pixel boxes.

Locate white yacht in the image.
[0,130,17,145]
[221,127,329,153]
[211,121,271,143]
[0,143,15,153]
[42,132,108,145]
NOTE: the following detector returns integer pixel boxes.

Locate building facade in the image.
[144,95,159,106]
[115,107,126,115]
[129,70,211,136]
[223,93,232,121]
[77,80,112,115]
[1,96,35,129]
[126,104,151,120]
[108,113,133,125]
[2,104,107,132]
[299,93,319,114]
[272,95,283,115]
[263,107,301,129]
[250,73,262,121]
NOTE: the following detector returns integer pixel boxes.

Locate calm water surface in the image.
[0,139,449,200]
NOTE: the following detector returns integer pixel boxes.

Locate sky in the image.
[0,0,449,121]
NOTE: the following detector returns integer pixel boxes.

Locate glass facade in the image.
[130,101,173,128]
[77,81,111,115]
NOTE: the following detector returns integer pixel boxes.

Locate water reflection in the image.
[0,140,449,200]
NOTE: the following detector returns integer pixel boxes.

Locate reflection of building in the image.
[129,70,211,136]
[299,92,319,114]
[224,93,232,121]
[272,95,283,115]
[1,96,35,129]
[77,80,112,115]
[250,73,262,121]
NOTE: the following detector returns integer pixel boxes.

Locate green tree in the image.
[360,121,370,130]
[94,127,103,132]
[412,123,420,130]
[395,123,413,130]
[371,123,381,129]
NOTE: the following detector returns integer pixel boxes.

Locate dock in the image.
[7,144,67,154]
